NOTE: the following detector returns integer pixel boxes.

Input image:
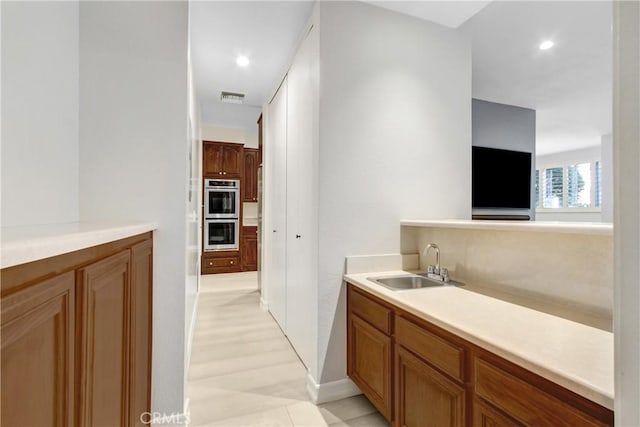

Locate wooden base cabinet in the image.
[473,398,522,427]
[348,315,392,420]
[1,233,153,427]
[241,226,258,271]
[1,272,75,427]
[346,283,614,427]
[395,346,466,427]
[77,250,131,426]
[202,250,241,274]
[347,287,393,422]
[130,239,153,427]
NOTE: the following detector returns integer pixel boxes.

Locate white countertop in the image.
[344,271,614,410]
[401,219,613,235]
[1,222,157,269]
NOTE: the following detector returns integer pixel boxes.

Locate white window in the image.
[536,160,602,211]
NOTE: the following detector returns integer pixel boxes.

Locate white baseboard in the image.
[185,292,200,369]
[150,398,190,426]
[306,373,362,405]
[259,296,269,312]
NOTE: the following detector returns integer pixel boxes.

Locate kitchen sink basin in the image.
[367,274,463,291]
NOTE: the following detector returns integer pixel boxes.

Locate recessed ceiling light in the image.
[539,40,554,50]
[236,56,250,67]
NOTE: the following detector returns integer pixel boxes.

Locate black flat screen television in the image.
[472,146,532,209]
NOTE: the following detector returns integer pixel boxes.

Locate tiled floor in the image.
[187,272,389,426]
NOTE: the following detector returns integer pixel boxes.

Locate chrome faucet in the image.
[423,243,440,274]
[423,243,449,282]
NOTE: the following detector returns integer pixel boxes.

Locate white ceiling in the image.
[363,0,492,28]
[191,1,612,155]
[461,1,612,156]
[190,1,314,133]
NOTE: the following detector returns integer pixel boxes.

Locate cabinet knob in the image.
[208,262,213,266]
[230,260,234,265]
[223,172,227,175]
[296,234,301,239]
[219,172,222,175]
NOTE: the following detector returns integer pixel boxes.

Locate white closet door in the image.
[286,25,318,369]
[266,77,288,331]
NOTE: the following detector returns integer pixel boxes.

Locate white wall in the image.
[536,145,603,222]
[613,1,640,424]
[537,144,601,166]
[317,1,471,383]
[1,1,79,227]
[185,26,202,374]
[408,226,613,329]
[472,99,536,219]
[201,102,262,137]
[201,124,258,148]
[78,1,189,417]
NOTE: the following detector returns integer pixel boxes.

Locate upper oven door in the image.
[205,187,239,218]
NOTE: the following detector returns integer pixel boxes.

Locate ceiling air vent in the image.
[220,91,245,104]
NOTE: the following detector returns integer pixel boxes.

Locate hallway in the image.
[187,272,389,426]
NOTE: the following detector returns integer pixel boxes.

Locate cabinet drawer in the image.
[205,257,239,268]
[396,316,464,382]
[474,358,608,426]
[348,286,391,334]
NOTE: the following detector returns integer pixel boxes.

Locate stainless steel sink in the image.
[367,274,463,291]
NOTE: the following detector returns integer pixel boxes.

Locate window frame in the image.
[535,159,602,213]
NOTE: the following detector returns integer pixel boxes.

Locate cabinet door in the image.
[474,358,607,427]
[130,240,153,426]
[77,250,131,427]
[348,314,392,421]
[243,149,259,202]
[222,144,242,177]
[266,76,288,331]
[204,142,223,176]
[1,272,75,427]
[473,398,522,427]
[242,227,258,271]
[285,22,318,371]
[395,345,465,427]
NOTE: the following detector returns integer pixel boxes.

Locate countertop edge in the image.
[344,272,614,410]
[1,222,158,269]
[400,219,613,236]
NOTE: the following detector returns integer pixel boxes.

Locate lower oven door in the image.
[204,219,239,251]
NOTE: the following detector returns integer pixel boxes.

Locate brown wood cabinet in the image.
[202,250,241,274]
[241,226,258,271]
[77,250,131,426]
[1,233,153,427]
[1,271,75,427]
[203,141,243,178]
[473,398,522,427]
[243,149,259,202]
[345,283,614,427]
[347,287,393,421]
[130,239,153,427]
[396,345,466,427]
[473,357,609,427]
